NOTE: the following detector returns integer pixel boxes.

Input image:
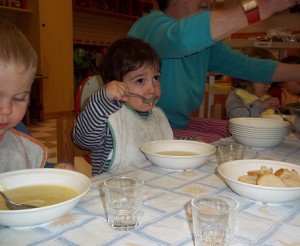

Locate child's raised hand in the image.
[105,81,128,102]
[260,96,280,109]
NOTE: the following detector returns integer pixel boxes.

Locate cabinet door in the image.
[38,0,74,115]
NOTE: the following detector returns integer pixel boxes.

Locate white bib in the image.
[107,106,173,170]
[0,129,47,173]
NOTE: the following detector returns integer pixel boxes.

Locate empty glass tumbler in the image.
[104,176,144,231]
[191,195,239,246]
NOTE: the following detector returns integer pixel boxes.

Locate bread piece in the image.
[257,174,286,187]
[247,169,261,177]
[282,178,300,187]
[274,168,291,179]
[247,165,273,178]
[290,169,300,179]
[275,168,300,180]
[238,175,257,185]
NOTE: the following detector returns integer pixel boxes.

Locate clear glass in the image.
[216,143,245,166]
[191,195,239,246]
[104,176,144,231]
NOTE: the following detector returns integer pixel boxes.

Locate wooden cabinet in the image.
[0,5,30,13]
[36,0,74,119]
[73,1,155,47]
[73,0,154,20]
[0,0,74,121]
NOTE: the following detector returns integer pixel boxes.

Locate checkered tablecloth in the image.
[1,134,300,246]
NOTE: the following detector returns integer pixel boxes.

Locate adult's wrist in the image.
[241,0,260,24]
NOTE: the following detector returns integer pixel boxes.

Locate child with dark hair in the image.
[73,38,173,175]
[268,55,300,110]
[226,47,280,119]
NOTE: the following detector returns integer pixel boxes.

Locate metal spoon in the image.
[126,92,159,105]
[0,190,37,210]
[275,108,291,123]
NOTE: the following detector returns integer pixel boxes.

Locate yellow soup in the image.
[156,151,198,156]
[0,185,78,210]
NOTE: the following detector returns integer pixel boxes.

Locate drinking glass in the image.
[104,176,144,231]
[216,143,245,165]
[191,195,239,246]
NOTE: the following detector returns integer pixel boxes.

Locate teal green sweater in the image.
[128,10,279,128]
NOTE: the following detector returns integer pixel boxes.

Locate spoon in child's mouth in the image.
[126,92,159,105]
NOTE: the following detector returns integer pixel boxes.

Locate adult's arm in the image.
[208,42,300,88]
[210,0,297,41]
[129,0,297,57]
[208,42,279,83]
[271,63,300,82]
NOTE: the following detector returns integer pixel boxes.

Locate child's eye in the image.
[13,96,27,102]
[153,75,160,82]
[136,78,144,85]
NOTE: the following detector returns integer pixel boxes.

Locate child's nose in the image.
[0,102,12,115]
[148,81,159,93]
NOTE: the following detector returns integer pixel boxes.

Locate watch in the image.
[241,0,260,25]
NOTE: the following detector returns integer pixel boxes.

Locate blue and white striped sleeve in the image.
[73,87,121,150]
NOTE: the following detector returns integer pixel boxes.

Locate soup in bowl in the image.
[0,168,91,228]
[140,140,216,170]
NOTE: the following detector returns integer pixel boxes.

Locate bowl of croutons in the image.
[218,159,300,204]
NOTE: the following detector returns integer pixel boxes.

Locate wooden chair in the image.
[57,115,92,177]
[57,75,104,176]
[199,74,232,119]
[74,75,104,117]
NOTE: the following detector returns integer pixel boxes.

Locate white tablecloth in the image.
[1,134,300,246]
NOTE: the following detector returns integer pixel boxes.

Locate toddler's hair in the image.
[280,55,300,64]
[0,20,37,76]
[100,37,161,84]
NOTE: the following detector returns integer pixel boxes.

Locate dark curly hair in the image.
[280,55,300,64]
[100,38,161,84]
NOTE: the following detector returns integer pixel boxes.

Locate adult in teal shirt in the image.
[128,0,300,133]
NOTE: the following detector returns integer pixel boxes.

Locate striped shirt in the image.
[73,87,168,175]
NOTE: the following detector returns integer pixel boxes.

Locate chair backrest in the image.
[56,115,91,176]
[74,75,104,117]
[56,76,103,176]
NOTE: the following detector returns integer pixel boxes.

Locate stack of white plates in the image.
[229,118,290,148]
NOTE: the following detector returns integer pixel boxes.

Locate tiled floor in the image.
[27,119,58,161]
[27,119,91,177]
